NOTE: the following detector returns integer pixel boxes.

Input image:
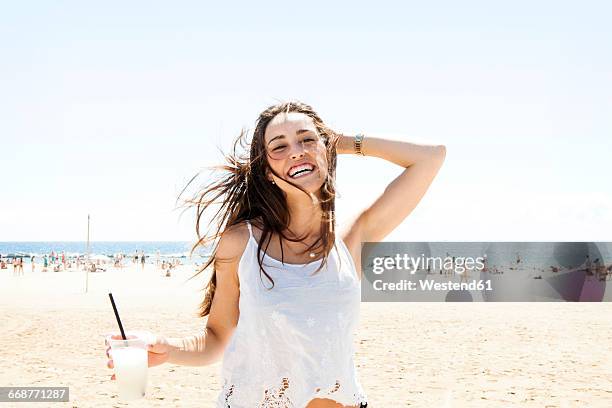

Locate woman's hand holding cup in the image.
[105,332,171,380]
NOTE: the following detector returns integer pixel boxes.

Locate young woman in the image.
[106,101,446,407]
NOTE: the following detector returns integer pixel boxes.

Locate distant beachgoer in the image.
[444,252,452,275]
[140,251,146,270]
[31,256,36,272]
[459,264,469,283]
[585,255,593,280]
[17,257,24,276]
[133,251,138,264]
[43,254,49,272]
[516,252,521,264]
[61,252,66,269]
[593,258,606,281]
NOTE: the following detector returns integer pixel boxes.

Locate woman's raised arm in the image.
[337,133,446,243]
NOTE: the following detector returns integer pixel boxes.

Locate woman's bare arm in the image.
[166,223,248,366]
[337,134,446,271]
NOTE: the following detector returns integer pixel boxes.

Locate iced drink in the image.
[107,334,149,400]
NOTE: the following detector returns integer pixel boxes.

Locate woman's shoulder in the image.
[215,220,252,262]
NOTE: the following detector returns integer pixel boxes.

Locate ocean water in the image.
[2,241,610,270]
[0,241,210,261]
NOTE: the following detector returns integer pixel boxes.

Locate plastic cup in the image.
[106,333,149,400]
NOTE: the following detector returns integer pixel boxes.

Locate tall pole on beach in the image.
[85,214,90,293]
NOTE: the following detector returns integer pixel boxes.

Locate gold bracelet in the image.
[354,133,365,156]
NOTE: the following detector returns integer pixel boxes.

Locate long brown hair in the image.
[181,101,339,317]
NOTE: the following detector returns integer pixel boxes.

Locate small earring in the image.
[271,180,275,185]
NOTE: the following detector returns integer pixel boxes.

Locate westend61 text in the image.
[372,279,493,292]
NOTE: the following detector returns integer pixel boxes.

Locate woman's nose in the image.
[289,142,306,159]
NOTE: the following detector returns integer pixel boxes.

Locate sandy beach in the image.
[0,265,611,407]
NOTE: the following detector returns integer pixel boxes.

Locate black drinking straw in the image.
[108,293,127,340]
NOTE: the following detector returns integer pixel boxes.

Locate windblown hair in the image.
[181,101,339,318]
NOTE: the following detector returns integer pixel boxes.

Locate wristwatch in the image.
[354,133,365,156]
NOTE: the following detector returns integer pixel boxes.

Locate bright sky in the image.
[1,1,611,241]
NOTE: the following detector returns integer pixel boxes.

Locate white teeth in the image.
[291,169,312,178]
[288,164,315,178]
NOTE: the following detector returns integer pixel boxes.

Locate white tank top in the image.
[216,221,368,407]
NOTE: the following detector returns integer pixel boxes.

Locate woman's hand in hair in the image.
[333,133,357,155]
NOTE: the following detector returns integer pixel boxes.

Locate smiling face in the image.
[264,112,329,196]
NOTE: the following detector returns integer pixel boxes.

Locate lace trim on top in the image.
[222,378,368,407]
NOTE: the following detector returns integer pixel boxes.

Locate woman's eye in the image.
[303,138,316,143]
[273,145,286,151]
